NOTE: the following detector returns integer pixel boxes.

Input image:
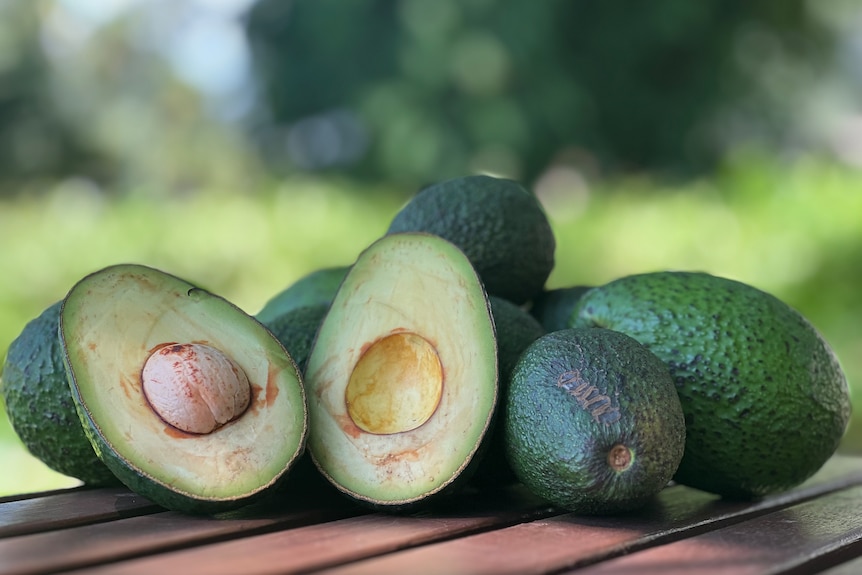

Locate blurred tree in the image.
[243,0,836,188]
[0,1,107,192]
[0,1,264,197]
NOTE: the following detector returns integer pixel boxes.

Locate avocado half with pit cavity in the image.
[304,232,498,508]
[60,264,308,514]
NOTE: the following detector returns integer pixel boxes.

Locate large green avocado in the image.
[303,232,498,508]
[505,328,686,514]
[386,175,556,305]
[570,271,851,499]
[60,264,308,514]
[1,302,118,486]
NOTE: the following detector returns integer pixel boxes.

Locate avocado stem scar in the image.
[608,444,633,472]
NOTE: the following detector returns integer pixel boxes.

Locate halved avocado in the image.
[60,264,307,514]
[304,233,497,508]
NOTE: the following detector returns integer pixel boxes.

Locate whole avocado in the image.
[570,271,851,499]
[1,302,118,486]
[505,328,686,514]
[386,175,556,304]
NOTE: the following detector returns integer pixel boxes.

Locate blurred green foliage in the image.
[245,0,835,185]
[2,154,861,495]
[1,0,849,195]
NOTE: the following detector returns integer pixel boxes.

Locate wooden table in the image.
[4,455,862,574]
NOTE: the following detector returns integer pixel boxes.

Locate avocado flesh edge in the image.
[61,264,308,513]
[305,232,498,506]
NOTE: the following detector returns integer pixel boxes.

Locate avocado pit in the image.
[142,342,251,434]
[345,332,443,435]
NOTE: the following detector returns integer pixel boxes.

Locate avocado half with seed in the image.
[60,264,308,514]
[303,232,498,508]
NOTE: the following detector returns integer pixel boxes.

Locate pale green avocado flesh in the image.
[304,232,498,507]
[60,264,307,514]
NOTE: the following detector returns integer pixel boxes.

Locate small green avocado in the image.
[505,328,686,514]
[1,302,119,486]
[471,296,546,486]
[386,175,556,304]
[256,266,349,324]
[570,271,851,499]
[489,296,546,382]
[530,285,593,332]
[263,303,329,376]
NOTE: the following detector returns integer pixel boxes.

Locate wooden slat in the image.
[0,485,86,504]
[0,498,363,575]
[819,554,862,574]
[57,484,556,575]
[0,487,161,538]
[310,456,862,575]
[4,455,862,575]
[569,485,862,575]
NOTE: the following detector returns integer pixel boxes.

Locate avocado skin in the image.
[264,304,329,375]
[386,175,556,304]
[490,296,547,382]
[505,328,685,514]
[530,286,592,332]
[256,266,349,324]
[571,271,851,499]
[472,296,546,486]
[1,302,118,486]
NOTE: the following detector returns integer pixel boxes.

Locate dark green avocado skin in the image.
[471,296,546,487]
[570,271,851,499]
[386,175,556,305]
[264,304,330,376]
[1,302,118,486]
[530,286,592,332]
[505,328,685,514]
[256,266,349,324]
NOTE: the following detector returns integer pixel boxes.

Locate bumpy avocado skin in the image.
[1,302,118,486]
[505,328,685,514]
[530,286,593,332]
[489,296,547,382]
[256,266,349,324]
[264,304,329,375]
[571,271,851,499]
[386,175,556,304]
[472,296,546,486]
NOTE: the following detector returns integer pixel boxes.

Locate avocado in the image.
[60,264,308,514]
[256,266,349,324]
[530,285,593,332]
[570,271,851,499]
[386,175,556,304]
[471,296,546,485]
[1,302,119,486]
[489,296,547,382]
[505,328,686,514]
[263,303,329,375]
[303,232,497,508]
